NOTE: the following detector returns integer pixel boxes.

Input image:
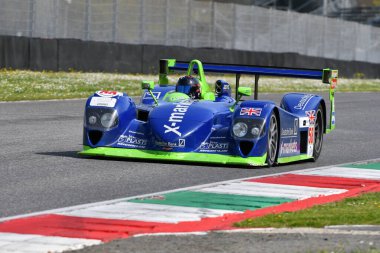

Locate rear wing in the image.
[158,59,338,132]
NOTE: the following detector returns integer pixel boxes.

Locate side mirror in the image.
[230,86,252,111]
[141,80,155,90]
[141,80,158,106]
[238,87,252,97]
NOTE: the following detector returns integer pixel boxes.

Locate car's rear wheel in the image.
[266,113,279,167]
[313,106,324,161]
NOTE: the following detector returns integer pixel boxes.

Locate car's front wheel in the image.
[266,113,279,167]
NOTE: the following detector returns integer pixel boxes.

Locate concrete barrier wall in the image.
[0,36,379,78]
[2,0,380,64]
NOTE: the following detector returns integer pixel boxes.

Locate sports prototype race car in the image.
[80,59,338,167]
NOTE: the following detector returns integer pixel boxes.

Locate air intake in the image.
[239,141,254,156]
[88,130,103,145]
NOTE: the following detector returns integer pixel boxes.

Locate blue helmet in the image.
[176,76,201,99]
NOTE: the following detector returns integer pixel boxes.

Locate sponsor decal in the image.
[299,117,310,127]
[156,139,186,148]
[281,119,299,137]
[308,127,314,145]
[90,97,117,107]
[223,84,230,90]
[210,136,227,140]
[330,78,337,89]
[163,100,193,137]
[128,130,145,136]
[280,140,298,155]
[117,135,147,148]
[307,127,315,156]
[306,110,316,157]
[96,90,123,98]
[143,92,161,100]
[294,94,314,110]
[199,141,229,153]
[240,107,262,116]
[281,128,296,136]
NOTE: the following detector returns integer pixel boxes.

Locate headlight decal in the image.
[85,108,119,130]
[233,122,248,138]
[88,116,97,125]
[232,118,265,139]
[101,112,117,128]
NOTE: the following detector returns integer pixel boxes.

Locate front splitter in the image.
[79,146,267,166]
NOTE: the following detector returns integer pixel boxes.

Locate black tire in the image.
[266,113,279,167]
[312,106,324,161]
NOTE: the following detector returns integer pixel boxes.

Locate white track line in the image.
[197,181,346,200]
[133,227,380,238]
[58,202,237,223]
[296,166,380,179]
[0,233,101,253]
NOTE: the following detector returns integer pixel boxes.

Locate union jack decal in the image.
[240,107,262,116]
[305,110,316,125]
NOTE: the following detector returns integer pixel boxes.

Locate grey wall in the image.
[1,0,380,64]
[0,36,379,78]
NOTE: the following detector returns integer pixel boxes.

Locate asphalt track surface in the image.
[0,93,379,219]
[73,229,380,253]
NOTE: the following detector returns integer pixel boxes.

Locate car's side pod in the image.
[280,93,326,133]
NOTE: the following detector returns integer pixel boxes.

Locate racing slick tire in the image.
[312,105,324,162]
[266,112,279,167]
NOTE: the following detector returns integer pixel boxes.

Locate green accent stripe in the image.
[128,191,293,212]
[277,155,310,164]
[79,146,267,166]
[344,163,380,170]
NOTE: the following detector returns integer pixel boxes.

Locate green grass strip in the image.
[235,192,380,228]
[128,191,293,212]
[345,163,380,170]
[1,69,380,101]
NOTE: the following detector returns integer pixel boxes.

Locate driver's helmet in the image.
[176,75,201,99]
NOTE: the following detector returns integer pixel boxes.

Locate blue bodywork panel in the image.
[83,89,323,160]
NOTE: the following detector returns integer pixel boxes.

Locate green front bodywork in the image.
[163,92,190,102]
[277,155,311,164]
[80,146,268,166]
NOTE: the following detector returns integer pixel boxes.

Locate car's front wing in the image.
[80,146,268,167]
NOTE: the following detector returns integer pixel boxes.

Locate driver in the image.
[176,76,201,99]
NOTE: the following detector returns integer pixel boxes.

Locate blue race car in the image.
[80,59,338,167]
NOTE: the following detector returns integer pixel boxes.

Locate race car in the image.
[80,59,338,167]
